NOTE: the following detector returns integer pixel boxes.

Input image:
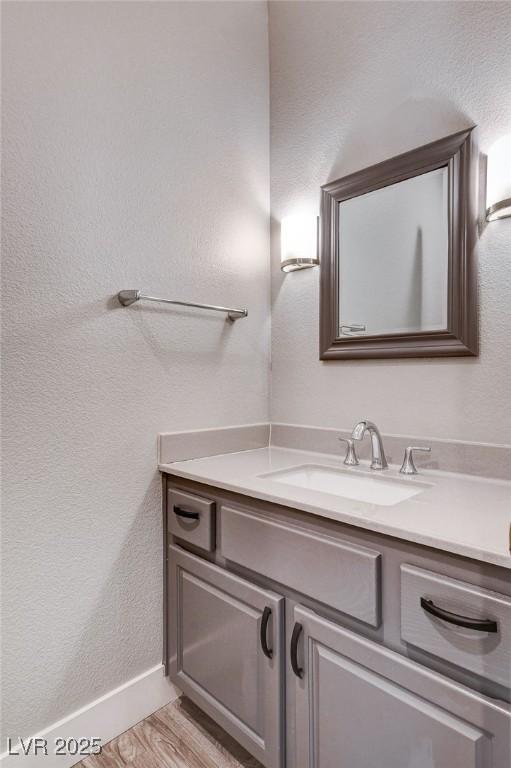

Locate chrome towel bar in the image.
[117,290,248,321]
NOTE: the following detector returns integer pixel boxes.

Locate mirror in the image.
[338,168,448,337]
[320,128,478,359]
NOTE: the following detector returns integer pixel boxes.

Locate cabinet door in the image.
[292,605,511,768]
[169,545,284,768]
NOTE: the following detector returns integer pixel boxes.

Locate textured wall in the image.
[1,1,270,738]
[269,1,511,443]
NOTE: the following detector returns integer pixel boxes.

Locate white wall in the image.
[1,0,270,739]
[269,0,511,444]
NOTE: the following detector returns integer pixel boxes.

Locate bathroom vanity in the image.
[161,447,511,768]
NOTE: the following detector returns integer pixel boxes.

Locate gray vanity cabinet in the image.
[164,478,511,768]
[292,604,511,768]
[168,545,284,768]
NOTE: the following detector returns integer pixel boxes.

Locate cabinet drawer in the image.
[168,488,215,552]
[220,505,381,626]
[401,564,511,688]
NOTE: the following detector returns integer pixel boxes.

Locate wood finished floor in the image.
[77,697,262,768]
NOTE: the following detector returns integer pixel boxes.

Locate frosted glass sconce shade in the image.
[486,134,511,221]
[280,215,320,272]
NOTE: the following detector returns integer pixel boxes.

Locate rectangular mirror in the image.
[320,128,478,359]
[338,167,449,337]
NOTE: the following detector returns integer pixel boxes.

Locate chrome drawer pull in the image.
[420,597,498,633]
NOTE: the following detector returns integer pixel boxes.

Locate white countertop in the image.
[159,446,511,569]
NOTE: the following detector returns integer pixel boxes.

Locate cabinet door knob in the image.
[290,622,303,678]
[260,606,273,659]
[420,597,498,633]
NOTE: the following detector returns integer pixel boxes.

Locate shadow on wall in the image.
[326,98,473,183]
[107,296,239,372]
[40,476,163,731]
[7,298,111,340]
[7,294,237,374]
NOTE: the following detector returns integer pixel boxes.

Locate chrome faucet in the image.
[351,420,388,470]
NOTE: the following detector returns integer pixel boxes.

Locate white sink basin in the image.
[260,464,429,506]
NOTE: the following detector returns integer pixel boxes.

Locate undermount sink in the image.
[260,464,429,506]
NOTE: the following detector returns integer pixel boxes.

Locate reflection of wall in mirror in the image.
[338,168,448,337]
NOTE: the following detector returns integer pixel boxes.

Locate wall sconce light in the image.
[486,134,511,221]
[280,214,320,272]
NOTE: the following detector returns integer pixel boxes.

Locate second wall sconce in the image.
[280,214,320,272]
[486,134,511,221]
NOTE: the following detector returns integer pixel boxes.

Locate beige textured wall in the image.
[269,1,511,444]
[1,0,270,739]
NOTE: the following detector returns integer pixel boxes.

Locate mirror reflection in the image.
[338,167,449,337]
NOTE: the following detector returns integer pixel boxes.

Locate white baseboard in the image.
[0,665,180,767]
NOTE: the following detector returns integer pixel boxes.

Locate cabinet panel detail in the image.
[169,546,284,768]
[220,504,381,626]
[401,564,511,688]
[311,644,486,767]
[293,605,511,768]
[181,570,261,732]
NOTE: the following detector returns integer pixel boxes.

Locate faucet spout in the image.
[351,420,388,470]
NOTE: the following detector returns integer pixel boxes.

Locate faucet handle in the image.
[338,437,359,466]
[400,446,431,475]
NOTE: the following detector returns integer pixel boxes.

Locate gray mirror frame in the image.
[319,128,478,360]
